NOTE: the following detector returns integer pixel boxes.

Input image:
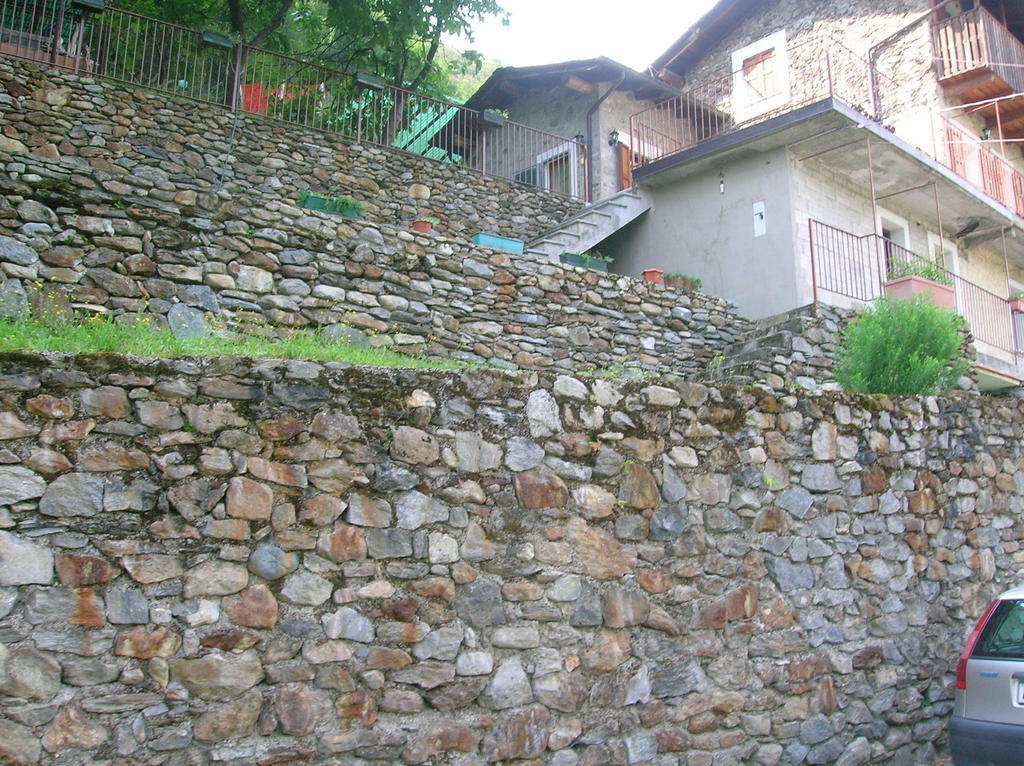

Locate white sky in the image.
[450,0,720,72]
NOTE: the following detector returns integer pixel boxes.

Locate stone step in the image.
[751,303,817,330]
[730,330,795,356]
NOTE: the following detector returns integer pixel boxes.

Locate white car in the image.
[950,585,1024,765]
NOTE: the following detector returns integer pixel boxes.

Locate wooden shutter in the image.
[617,142,632,191]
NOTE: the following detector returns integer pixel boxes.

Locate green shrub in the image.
[834,295,970,395]
[887,257,952,287]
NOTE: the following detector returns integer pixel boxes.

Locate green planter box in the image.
[472,233,524,254]
[560,252,609,272]
[299,195,363,219]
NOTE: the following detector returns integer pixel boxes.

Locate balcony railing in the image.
[934,113,1024,216]
[809,219,1018,359]
[0,0,589,201]
[628,37,874,169]
[934,5,1024,95]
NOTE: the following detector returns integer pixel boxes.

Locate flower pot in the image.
[1010,298,1024,314]
[883,275,955,311]
[559,253,609,272]
[412,220,433,234]
[642,268,664,283]
[472,232,524,254]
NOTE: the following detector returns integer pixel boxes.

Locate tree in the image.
[317,0,507,94]
[833,295,970,395]
[113,0,306,52]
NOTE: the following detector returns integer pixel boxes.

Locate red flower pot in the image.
[412,220,432,234]
[642,269,664,283]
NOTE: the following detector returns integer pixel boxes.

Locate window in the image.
[974,600,1024,661]
[928,231,958,275]
[545,152,573,196]
[533,142,582,198]
[731,31,790,121]
[743,51,777,103]
[876,208,910,278]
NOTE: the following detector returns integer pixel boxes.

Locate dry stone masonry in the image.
[0,57,749,376]
[0,352,1018,764]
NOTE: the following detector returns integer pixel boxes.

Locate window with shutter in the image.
[731,31,790,121]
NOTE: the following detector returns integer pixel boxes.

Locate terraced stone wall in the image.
[0,59,582,245]
[0,352,1019,765]
[0,57,750,375]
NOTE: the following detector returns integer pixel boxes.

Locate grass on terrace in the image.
[0,314,470,370]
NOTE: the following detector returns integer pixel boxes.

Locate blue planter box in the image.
[472,233,524,254]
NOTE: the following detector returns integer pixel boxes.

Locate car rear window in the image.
[974,599,1024,660]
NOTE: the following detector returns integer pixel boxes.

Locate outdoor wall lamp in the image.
[201,31,234,50]
[574,134,585,144]
[980,127,992,141]
[608,129,619,146]
[71,0,106,12]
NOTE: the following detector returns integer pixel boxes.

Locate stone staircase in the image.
[524,188,651,260]
[714,304,842,388]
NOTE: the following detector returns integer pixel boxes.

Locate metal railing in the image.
[934,4,1024,94]
[628,37,873,168]
[933,110,1024,216]
[0,0,95,70]
[0,0,589,200]
[809,219,1018,357]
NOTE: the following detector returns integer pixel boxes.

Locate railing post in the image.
[480,127,487,179]
[809,219,819,307]
[228,43,244,113]
[580,141,590,202]
[50,0,66,66]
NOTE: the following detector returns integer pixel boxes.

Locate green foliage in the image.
[319,0,507,95]
[664,272,702,289]
[413,215,440,225]
[834,295,970,395]
[887,257,952,287]
[115,0,506,104]
[297,190,363,215]
[113,0,308,51]
[0,315,474,370]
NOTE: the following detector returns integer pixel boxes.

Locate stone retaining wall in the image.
[0,57,751,376]
[0,352,1019,764]
[0,58,583,245]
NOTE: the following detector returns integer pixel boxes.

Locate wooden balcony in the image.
[934,5,1024,139]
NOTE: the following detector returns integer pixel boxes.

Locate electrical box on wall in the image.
[753,201,766,237]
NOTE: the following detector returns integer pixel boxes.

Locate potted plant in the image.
[559,252,613,272]
[664,272,702,290]
[298,190,364,219]
[1010,292,1024,314]
[412,215,440,234]
[883,258,955,311]
[642,268,664,283]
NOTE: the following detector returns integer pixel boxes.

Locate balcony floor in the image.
[940,70,1024,141]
